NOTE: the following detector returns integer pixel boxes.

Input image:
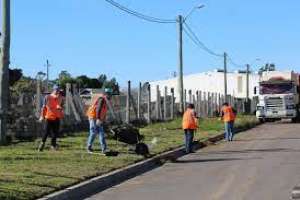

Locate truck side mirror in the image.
[254,87,257,95]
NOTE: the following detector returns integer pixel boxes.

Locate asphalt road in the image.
[85,122,300,200]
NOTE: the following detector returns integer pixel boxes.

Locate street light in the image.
[177,4,205,113]
[184,5,205,22]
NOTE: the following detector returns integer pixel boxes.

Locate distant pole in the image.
[246,64,250,102]
[170,88,174,120]
[177,15,184,113]
[0,0,10,144]
[246,64,250,113]
[147,84,151,124]
[46,59,50,92]
[126,81,131,123]
[224,52,228,103]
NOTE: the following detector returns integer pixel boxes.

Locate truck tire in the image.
[259,118,265,123]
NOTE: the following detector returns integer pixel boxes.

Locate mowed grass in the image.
[0,115,258,200]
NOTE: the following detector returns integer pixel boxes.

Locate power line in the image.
[104,0,176,24]
[183,22,223,57]
[227,55,243,69]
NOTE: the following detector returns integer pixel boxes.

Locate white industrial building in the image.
[149,70,260,102]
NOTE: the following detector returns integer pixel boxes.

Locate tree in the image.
[9,68,22,86]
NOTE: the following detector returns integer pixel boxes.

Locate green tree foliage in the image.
[56,71,120,94]
[9,68,23,86]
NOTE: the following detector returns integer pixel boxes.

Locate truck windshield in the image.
[260,83,294,94]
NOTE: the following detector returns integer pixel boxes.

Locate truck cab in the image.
[255,71,300,122]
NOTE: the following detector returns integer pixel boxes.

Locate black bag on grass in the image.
[110,124,144,145]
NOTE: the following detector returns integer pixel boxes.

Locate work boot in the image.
[38,142,45,152]
[87,146,94,154]
[50,145,58,151]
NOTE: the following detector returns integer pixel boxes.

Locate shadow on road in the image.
[235,137,300,142]
[172,157,261,164]
[196,148,300,156]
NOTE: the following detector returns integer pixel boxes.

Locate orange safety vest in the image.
[221,106,236,122]
[182,108,198,130]
[87,97,108,120]
[42,94,64,120]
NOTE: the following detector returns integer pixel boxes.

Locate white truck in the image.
[255,71,300,122]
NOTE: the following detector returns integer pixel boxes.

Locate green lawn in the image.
[0,115,258,200]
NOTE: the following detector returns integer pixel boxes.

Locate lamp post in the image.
[177,4,205,113]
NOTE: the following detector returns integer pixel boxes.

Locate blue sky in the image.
[4,0,300,87]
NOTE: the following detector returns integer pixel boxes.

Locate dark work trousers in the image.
[184,129,195,153]
[42,119,60,147]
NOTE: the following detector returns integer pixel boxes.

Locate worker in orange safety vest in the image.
[182,103,198,153]
[221,102,237,141]
[38,86,64,151]
[86,90,111,154]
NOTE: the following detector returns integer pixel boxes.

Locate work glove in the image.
[38,116,44,122]
[96,119,103,126]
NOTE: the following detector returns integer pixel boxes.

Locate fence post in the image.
[196,91,199,116]
[137,82,142,119]
[203,92,207,117]
[164,86,167,121]
[184,89,187,111]
[35,79,42,118]
[65,83,71,116]
[199,91,202,117]
[171,88,174,120]
[147,84,151,123]
[207,92,211,117]
[156,85,160,121]
[188,90,192,104]
[126,81,131,123]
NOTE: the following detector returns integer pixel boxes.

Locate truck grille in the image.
[266,97,283,109]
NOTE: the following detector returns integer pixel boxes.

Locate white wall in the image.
[149,71,260,102]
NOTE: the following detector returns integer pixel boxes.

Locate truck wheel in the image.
[259,118,265,123]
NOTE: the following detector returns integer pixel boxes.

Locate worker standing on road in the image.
[221,102,236,142]
[38,86,64,151]
[86,90,111,154]
[182,104,198,153]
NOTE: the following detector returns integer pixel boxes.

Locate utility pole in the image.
[46,59,50,92]
[223,52,228,103]
[177,15,184,113]
[246,64,250,102]
[0,0,10,144]
[246,64,250,113]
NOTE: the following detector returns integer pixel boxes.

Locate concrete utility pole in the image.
[0,0,10,144]
[46,59,50,92]
[223,52,228,103]
[246,64,250,102]
[177,15,184,113]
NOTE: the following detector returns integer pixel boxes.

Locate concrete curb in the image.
[38,123,259,200]
[291,186,300,199]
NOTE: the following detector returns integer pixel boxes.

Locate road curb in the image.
[292,186,300,199]
[38,123,259,200]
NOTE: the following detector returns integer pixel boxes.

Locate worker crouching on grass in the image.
[182,104,198,154]
[38,86,64,152]
[221,102,237,142]
[86,90,111,154]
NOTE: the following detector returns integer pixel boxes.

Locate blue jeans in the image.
[184,129,194,153]
[87,119,107,152]
[224,121,234,141]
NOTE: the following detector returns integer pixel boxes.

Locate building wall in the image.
[149,71,260,102]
